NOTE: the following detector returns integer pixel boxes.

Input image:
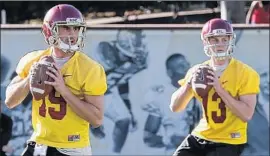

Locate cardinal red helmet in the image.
[201,18,236,60]
[42,4,86,53]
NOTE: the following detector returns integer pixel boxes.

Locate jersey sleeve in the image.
[15,51,40,79]
[83,64,108,95]
[238,66,260,96]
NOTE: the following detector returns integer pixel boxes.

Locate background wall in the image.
[1,27,269,156]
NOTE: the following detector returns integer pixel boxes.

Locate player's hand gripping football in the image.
[186,65,201,86]
[206,69,222,92]
[44,65,68,94]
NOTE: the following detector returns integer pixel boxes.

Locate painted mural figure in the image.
[142,53,202,155]
[241,68,269,156]
[1,55,14,156]
[0,106,13,156]
[1,56,14,156]
[1,21,269,156]
[91,30,148,153]
[2,72,33,156]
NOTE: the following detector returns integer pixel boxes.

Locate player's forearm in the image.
[5,77,30,109]
[216,88,253,122]
[170,84,193,112]
[61,88,103,127]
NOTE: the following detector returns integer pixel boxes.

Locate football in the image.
[191,64,213,97]
[29,55,55,101]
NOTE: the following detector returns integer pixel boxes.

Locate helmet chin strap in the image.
[213,52,229,61]
[57,39,79,53]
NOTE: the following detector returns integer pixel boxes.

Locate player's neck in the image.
[210,58,230,76]
[210,58,230,68]
[211,58,229,66]
[52,47,74,59]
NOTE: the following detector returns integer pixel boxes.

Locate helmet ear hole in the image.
[202,39,208,46]
[48,36,57,45]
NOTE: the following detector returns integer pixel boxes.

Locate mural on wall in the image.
[91,30,149,154]
[1,28,269,156]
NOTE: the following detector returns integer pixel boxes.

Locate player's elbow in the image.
[170,99,177,112]
[5,88,23,109]
[241,105,256,122]
[242,113,254,122]
[91,122,102,128]
[4,98,17,109]
[90,118,103,128]
[238,111,254,122]
[245,115,252,122]
[240,116,251,122]
[4,99,12,109]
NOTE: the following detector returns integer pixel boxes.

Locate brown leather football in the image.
[191,64,214,97]
[29,55,55,101]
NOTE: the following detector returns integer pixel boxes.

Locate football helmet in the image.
[115,30,147,58]
[201,18,236,60]
[95,42,119,70]
[42,4,86,53]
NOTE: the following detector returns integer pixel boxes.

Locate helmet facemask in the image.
[203,33,236,60]
[115,31,147,58]
[45,20,86,53]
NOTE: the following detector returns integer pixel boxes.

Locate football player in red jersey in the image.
[170,18,260,156]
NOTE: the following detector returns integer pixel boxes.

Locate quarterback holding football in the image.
[5,4,107,156]
[170,18,260,156]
